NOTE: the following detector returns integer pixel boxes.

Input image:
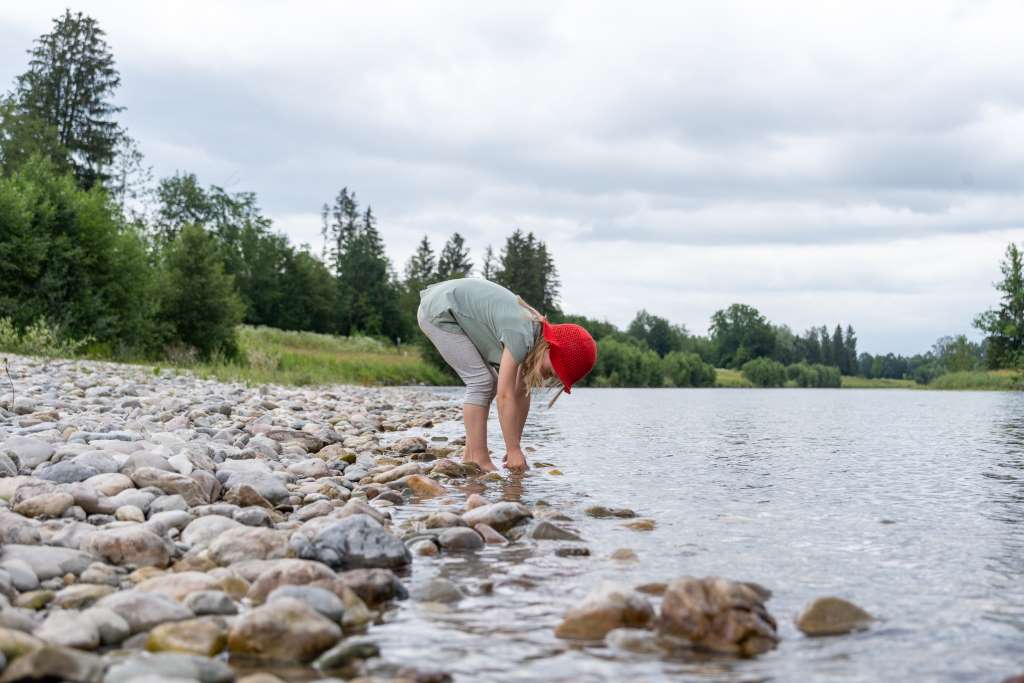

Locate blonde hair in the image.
[517,298,564,407]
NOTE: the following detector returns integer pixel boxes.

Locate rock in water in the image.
[795,596,873,636]
[530,521,583,541]
[584,505,637,519]
[554,582,654,640]
[403,474,445,498]
[332,568,409,608]
[292,514,411,570]
[412,577,464,604]
[437,527,484,551]
[658,576,779,656]
[315,638,380,670]
[461,501,531,532]
[227,597,341,661]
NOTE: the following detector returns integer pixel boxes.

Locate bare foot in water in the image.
[463,452,497,472]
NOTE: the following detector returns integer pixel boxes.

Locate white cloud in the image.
[3,0,1024,354]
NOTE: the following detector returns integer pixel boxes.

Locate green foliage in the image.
[493,229,560,315]
[0,317,93,359]
[932,334,982,373]
[0,96,70,176]
[929,370,1024,391]
[741,357,787,387]
[786,362,841,388]
[0,157,159,354]
[589,337,664,387]
[158,224,244,359]
[974,242,1024,369]
[663,351,716,387]
[548,312,619,341]
[12,10,124,187]
[627,309,688,357]
[710,303,776,368]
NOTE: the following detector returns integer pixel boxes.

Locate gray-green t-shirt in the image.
[419,278,539,366]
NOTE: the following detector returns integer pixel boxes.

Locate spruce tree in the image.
[832,324,845,372]
[404,236,437,289]
[481,245,496,280]
[437,232,473,280]
[975,242,1024,368]
[13,10,124,187]
[494,229,560,313]
[844,325,858,375]
[321,189,405,340]
[158,224,244,359]
[819,326,832,367]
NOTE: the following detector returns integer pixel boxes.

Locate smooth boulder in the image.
[555,582,654,640]
[658,576,778,656]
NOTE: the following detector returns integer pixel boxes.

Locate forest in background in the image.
[1,10,1021,390]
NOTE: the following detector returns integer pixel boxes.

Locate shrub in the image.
[741,357,787,387]
[0,317,93,359]
[590,337,664,387]
[662,351,716,387]
[0,157,160,355]
[786,362,841,387]
[157,224,244,360]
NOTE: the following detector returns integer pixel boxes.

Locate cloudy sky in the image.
[3,1,1023,354]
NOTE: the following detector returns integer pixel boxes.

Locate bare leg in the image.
[463,403,496,472]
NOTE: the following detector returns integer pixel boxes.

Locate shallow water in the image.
[374,388,1024,682]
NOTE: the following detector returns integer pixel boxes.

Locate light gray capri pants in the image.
[417,307,498,407]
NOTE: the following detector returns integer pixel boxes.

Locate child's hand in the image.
[504,448,530,472]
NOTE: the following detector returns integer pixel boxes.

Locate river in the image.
[372,388,1024,682]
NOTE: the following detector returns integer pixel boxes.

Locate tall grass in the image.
[714,368,754,388]
[840,375,918,389]
[172,325,450,387]
[928,369,1024,391]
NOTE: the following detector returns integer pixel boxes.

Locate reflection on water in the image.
[370,388,1024,682]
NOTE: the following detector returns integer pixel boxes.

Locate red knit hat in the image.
[541,321,597,394]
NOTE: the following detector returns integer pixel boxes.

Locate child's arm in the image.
[495,347,530,471]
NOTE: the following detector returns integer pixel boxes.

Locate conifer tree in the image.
[481,245,496,280]
[404,236,437,289]
[494,229,560,313]
[437,232,473,280]
[975,242,1024,368]
[832,324,845,372]
[12,10,124,187]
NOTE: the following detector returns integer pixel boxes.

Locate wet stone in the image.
[438,527,484,551]
[795,596,873,636]
[555,583,654,641]
[658,576,779,656]
[585,505,637,519]
[315,637,381,671]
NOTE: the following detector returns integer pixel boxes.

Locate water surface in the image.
[375,388,1024,682]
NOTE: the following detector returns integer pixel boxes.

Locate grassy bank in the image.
[714,368,754,388]
[928,369,1024,391]
[181,326,449,387]
[840,376,918,389]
